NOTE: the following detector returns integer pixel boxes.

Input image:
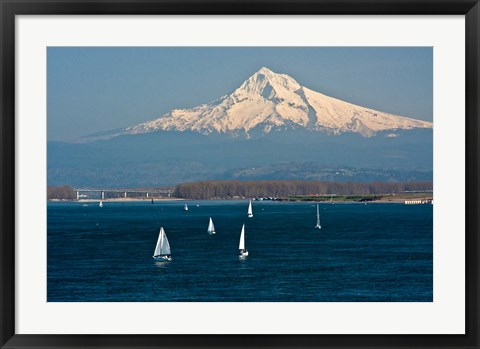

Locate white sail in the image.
[239,224,245,250]
[153,228,163,256]
[247,200,253,217]
[99,201,103,208]
[184,204,188,211]
[207,217,215,234]
[315,204,321,229]
[153,227,171,256]
[161,230,171,255]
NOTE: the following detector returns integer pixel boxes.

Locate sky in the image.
[47,47,433,142]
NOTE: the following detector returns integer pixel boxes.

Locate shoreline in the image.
[50,197,184,203]
[48,197,431,204]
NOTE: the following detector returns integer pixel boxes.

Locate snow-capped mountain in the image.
[122,67,432,138]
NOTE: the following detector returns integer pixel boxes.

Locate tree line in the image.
[47,185,76,200]
[173,180,433,200]
[48,181,433,200]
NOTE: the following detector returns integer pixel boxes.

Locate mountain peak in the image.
[121,68,433,138]
[255,66,276,75]
[236,67,301,99]
[257,66,273,73]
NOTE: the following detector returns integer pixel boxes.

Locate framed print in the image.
[1,0,479,348]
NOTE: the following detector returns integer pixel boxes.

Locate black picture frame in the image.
[1,1,479,348]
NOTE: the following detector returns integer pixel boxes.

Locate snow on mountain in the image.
[123,67,432,138]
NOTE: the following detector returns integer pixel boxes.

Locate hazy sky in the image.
[47,47,433,142]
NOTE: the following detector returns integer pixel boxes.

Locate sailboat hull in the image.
[153,255,172,262]
[239,250,249,257]
[248,214,253,218]
[208,231,216,235]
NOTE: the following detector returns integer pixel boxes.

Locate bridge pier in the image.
[146,192,149,198]
[76,191,80,200]
[124,192,127,198]
[101,191,105,200]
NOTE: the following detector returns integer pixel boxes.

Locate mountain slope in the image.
[121,67,432,138]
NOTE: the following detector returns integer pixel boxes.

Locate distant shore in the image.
[49,197,184,203]
[48,182,432,203]
[48,195,432,204]
[286,197,429,204]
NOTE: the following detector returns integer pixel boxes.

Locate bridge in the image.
[73,188,174,200]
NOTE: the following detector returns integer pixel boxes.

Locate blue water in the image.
[47,201,432,302]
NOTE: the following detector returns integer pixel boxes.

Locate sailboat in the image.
[152,227,172,261]
[247,200,253,218]
[239,224,249,257]
[183,203,189,211]
[314,204,321,229]
[207,217,216,235]
[99,201,103,208]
